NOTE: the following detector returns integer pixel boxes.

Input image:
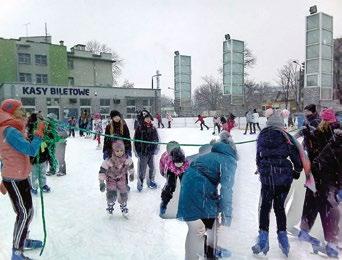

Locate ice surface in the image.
[0,127,328,259]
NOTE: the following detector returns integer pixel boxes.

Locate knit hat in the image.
[112,140,125,152]
[266,109,284,128]
[170,147,185,163]
[320,108,336,123]
[166,141,180,153]
[304,104,316,114]
[1,99,22,115]
[110,110,122,119]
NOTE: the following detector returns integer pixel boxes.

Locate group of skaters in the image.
[195,113,236,134]
[1,97,342,259]
[155,112,173,128]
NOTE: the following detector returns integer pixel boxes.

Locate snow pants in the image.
[158,120,164,128]
[259,184,290,232]
[106,177,128,205]
[200,122,209,130]
[3,178,33,250]
[300,187,340,243]
[168,121,171,128]
[161,172,182,207]
[244,122,253,134]
[213,123,221,134]
[137,155,155,185]
[31,162,47,190]
[185,218,217,260]
[56,142,66,174]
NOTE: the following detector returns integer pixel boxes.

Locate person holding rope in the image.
[177,131,237,259]
[0,99,45,260]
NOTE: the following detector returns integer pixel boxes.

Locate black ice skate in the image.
[106,203,114,214]
[120,203,129,218]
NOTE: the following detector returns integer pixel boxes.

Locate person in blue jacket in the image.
[177,131,237,260]
[252,109,303,257]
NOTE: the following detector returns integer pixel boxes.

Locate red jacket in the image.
[195,116,206,124]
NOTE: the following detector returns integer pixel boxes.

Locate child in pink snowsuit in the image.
[99,140,134,215]
[159,141,180,177]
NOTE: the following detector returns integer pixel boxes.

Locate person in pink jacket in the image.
[98,140,135,217]
[0,99,45,260]
[222,113,236,133]
[159,141,180,177]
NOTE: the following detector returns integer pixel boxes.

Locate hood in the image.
[211,141,237,160]
[0,109,26,132]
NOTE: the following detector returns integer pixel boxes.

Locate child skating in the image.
[98,140,134,217]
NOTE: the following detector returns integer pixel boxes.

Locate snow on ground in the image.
[0,126,331,259]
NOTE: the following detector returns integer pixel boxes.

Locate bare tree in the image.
[193,76,223,113]
[86,40,123,86]
[277,61,298,109]
[244,80,270,109]
[120,79,134,88]
[160,95,174,107]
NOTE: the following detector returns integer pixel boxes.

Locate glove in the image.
[292,169,301,180]
[220,214,232,227]
[129,173,134,182]
[336,190,342,203]
[34,121,45,138]
[0,182,7,195]
[99,181,106,192]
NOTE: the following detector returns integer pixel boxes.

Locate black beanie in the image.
[170,147,185,163]
[304,104,316,114]
[110,110,122,118]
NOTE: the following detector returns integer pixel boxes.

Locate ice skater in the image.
[195,115,209,130]
[99,140,134,217]
[93,113,103,148]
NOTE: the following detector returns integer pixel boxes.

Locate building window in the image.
[68,77,74,86]
[68,58,74,69]
[80,98,91,106]
[69,98,77,104]
[36,74,48,84]
[46,98,60,106]
[113,99,121,104]
[21,97,35,106]
[127,99,135,106]
[19,73,32,83]
[100,99,110,106]
[47,108,59,119]
[142,99,150,106]
[18,53,31,64]
[100,107,110,114]
[35,55,47,65]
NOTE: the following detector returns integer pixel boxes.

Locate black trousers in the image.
[244,122,253,134]
[3,178,33,250]
[259,184,290,232]
[69,129,75,137]
[253,123,261,133]
[213,123,221,134]
[168,121,171,128]
[200,122,209,130]
[158,121,164,128]
[161,172,182,206]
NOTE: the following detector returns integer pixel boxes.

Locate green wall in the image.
[48,45,68,85]
[0,39,17,83]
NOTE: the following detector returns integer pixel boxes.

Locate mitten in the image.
[34,121,46,138]
[336,190,342,203]
[99,181,106,192]
[0,182,7,195]
[292,169,301,180]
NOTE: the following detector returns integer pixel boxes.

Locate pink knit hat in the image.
[320,108,336,123]
[1,99,22,115]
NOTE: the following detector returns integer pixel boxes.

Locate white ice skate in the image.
[120,203,129,219]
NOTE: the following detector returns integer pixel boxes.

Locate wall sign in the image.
[22,86,90,96]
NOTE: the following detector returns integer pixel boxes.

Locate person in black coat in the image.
[298,108,341,257]
[133,112,159,191]
[103,110,131,159]
[252,109,302,257]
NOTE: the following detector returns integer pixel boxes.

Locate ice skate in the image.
[106,203,114,214]
[24,239,43,250]
[277,231,290,257]
[120,203,129,218]
[252,230,269,255]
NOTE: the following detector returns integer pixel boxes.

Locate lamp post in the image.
[151,70,162,114]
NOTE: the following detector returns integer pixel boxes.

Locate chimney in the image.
[59,40,64,46]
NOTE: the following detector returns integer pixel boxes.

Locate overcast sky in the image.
[1,0,341,97]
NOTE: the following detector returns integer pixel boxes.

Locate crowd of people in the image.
[1,98,341,259]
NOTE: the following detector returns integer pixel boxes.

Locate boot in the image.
[12,249,32,260]
[106,202,114,214]
[42,185,51,193]
[298,229,320,246]
[24,239,43,250]
[120,203,129,218]
[251,230,269,255]
[326,243,339,258]
[159,202,167,217]
[277,231,290,257]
